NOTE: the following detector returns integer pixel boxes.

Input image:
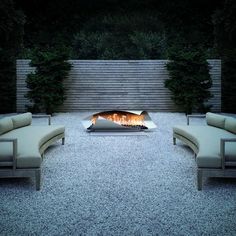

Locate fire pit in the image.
[82,110,157,132]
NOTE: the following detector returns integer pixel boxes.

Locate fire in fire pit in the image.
[82,110,156,132]
[92,111,146,128]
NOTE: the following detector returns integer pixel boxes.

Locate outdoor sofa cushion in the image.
[0,125,65,168]
[206,112,227,129]
[0,117,14,135]
[11,112,32,129]
[174,125,236,168]
[225,117,236,134]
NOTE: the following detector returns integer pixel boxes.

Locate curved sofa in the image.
[0,112,65,190]
[173,112,236,190]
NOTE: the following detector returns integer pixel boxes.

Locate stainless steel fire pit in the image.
[82,110,157,132]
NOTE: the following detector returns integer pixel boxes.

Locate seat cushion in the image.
[11,112,32,129]
[174,125,236,168]
[0,117,13,135]
[0,125,65,168]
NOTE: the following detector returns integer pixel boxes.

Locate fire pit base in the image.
[89,131,149,136]
[82,110,157,132]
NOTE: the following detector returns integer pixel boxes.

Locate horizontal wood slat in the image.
[16,59,221,112]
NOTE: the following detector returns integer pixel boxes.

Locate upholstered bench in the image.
[0,113,65,190]
[173,112,236,190]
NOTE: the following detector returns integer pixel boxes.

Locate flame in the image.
[91,111,145,126]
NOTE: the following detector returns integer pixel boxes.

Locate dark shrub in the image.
[165,47,212,114]
[26,48,71,114]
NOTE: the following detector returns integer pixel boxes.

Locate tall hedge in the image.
[165,47,212,114]
[26,48,71,114]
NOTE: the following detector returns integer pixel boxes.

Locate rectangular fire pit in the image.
[82,110,157,132]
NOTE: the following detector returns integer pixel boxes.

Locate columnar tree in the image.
[165,47,212,114]
[26,48,71,114]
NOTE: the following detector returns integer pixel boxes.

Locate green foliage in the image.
[73,30,167,59]
[130,31,167,59]
[212,0,236,112]
[73,31,113,59]
[26,48,71,114]
[73,14,167,59]
[212,0,236,53]
[0,0,234,113]
[164,47,212,114]
[221,49,236,112]
[0,0,25,113]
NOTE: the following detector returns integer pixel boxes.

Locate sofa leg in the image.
[35,169,41,191]
[197,169,203,191]
[173,137,176,145]
[62,137,65,145]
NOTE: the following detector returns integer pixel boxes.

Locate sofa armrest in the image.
[220,138,236,168]
[32,114,51,125]
[0,138,17,169]
[187,114,206,125]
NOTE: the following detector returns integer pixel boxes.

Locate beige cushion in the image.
[225,117,236,134]
[11,112,32,129]
[206,112,226,129]
[0,117,14,135]
[0,125,65,168]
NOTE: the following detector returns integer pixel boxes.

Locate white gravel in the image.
[0,112,236,236]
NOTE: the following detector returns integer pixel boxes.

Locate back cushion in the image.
[0,117,14,135]
[206,112,226,129]
[225,117,236,134]
[11,112,32,129]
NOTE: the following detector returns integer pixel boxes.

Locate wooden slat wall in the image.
[16,59,221,112]
[16,60,34,112]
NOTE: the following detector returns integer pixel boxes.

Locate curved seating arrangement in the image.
[1,111,235,191]
[173,112,236,190]
[0,113,65,190]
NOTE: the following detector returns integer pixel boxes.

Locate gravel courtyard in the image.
[0,112,236,236]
